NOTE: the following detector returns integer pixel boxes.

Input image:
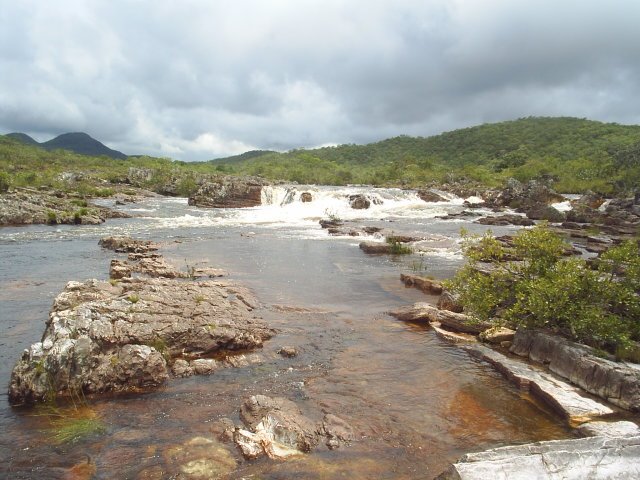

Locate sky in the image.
[1,0,640,161]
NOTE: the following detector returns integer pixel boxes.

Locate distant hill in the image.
[6,132,39,146]
[211,150,277,164]
[214,117,640,193]
[6,131,127,159]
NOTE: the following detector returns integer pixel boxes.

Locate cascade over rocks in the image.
[8,241,274,405]
[188,176,269,208]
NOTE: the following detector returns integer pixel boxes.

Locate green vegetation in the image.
[126,293,140,304]
[386,237,413,255]
[446,226,640,358]
[3,117,640,196]
[213,117,640,194]
[46,211,57,224]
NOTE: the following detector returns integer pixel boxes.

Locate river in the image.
[0,186,573,479]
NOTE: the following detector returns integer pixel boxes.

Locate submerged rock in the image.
[8,275,274,405]
[234,395,353,460]
[400,273,443,294]
[417,189,448,203]
[188,176,268,208]
[389,302,489,334]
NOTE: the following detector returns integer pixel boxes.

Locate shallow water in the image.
[0,188,572,479]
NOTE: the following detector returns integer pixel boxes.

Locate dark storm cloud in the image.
[1,0,640,160]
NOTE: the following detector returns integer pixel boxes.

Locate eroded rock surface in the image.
[390,302,490,334]
[510,330,640,411]
[233,395,354,460]
[436,435,640,480]
[8,274,274,405]
[188,176,268,208]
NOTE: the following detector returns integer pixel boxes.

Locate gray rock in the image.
[99,236,159,253]
[578,420,640,438]
[437,290,463,313]
[8,275,274,405]
[188,176,268,208]
[389,302,489,334]
[526,205,566,222]
[466,344,614,424]
[436,436,640,480]
[349,194,371,209]
[510,330,640,411]
[417,189,448,202]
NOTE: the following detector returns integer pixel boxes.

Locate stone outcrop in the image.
[490,178,565,210]
[188,176,268,208]
[233,395,354,460]
[436,435,640,480]
[466,345,614,425]
[478,326,515,344]
[359,241,393,254]
[525,204,566,222]
[578,420,640,438]
[0,188,126,226]
[510,330,640,412]
[8,262,274,405]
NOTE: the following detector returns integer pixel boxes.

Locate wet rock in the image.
[99,236,159,253]
[479,326,515,344]
[163,436,237,479]
[8,276,274,405]
[278,346,298,357]
[349,194,370,209]
[222,352,264,368]
[417,189,447,202]
[437,290,463,313]
[467,345,615,425]
[300,192,313,202]
[400,273,443,294]
[110,260,133,279]
[387,234,423,243]
[319,218,343,229]
[188,176,268,208]
[190,359,219,375]
[432,323,477,344]
[475,214,535,226]
[389,302,489,334]
[171,359,194,377]
[526,205,566,222]
[436,436,640,480]
[359,241,393,254]
[492,178,564,210]
[510,330,640,411]
[436,210,483,220]
[210,417,236,442]
[235,395,352,460]
[578,420,640,438]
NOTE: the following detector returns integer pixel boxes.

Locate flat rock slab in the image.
[511,330,640,412]
[9,277,274,405]
[436,435,640,480]
[389,302,489,334]
[578,420,640,438]
[466,345,615,425]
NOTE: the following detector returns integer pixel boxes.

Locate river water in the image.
[0,186,573,479]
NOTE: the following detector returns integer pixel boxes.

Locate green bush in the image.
[446,226,640,354]
[0,171,10,192]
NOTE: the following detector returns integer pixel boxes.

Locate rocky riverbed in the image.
[2,183,639,478]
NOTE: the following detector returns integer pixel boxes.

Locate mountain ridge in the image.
[6,131,127,159]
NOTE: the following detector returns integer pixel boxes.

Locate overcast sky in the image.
[1,0,639,160]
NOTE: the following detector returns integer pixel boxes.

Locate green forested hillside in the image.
[214,117,640,193]
[2,117,640,195]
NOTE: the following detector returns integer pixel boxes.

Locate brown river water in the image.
[0,187,574,479]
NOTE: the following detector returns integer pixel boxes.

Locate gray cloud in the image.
[1,0,640,160]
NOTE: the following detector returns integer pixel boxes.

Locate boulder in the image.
[8,275,274,405]
[389,302,489,334]
[510,329,640,411]
[300,192,313,202]
[526,205,566,222]
[437,290,463,313]
[277,346,298,358]
[417,189,447,202]
[436,436,640,480]
[349,194,370,209]
[188,176,268,208]
[493,178,565,210]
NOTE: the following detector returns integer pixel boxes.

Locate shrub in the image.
[0,171,10,192]
[446,226,640,354]
[46,211,58,224]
